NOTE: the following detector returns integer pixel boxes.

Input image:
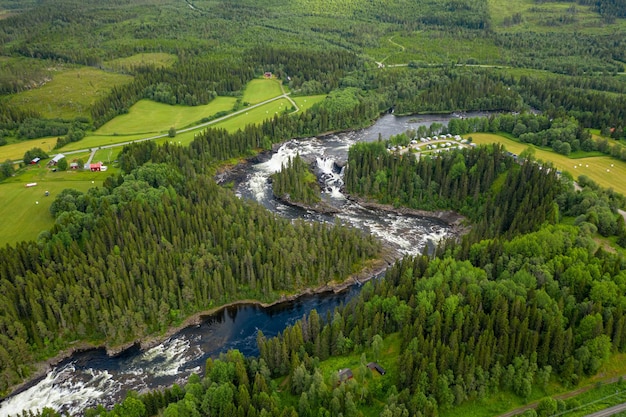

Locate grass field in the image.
[95,97,238,135]
[293,94,326,112]
[0,165,113,246]
[0,137,58,161]
[103,53,177,72]
[242,78,284,105]
[8,67,133,119]
[212,98,293,132]
[470,133,626,196]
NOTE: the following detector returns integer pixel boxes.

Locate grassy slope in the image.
[242,78,284,104]
[95,97,237,135]
[0,137,58,161]
[7,67,133,119]
[470,133,626,196]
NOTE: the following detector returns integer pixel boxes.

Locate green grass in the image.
[95,97,238,135]
[212,98,293,132]
[0,137,59,161]
[366,31,502,65]
[488,0,626,33]
[103,53,177,72]
[292,95,326,112]
[242,78,284,105]
[470,133,626,196]
[58,133,152,152]
[0,165,111,246]
[8,67,133,119]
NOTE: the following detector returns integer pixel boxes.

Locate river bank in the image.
[1,250,394,403]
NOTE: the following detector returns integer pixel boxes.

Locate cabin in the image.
[338,368,353,383]
[367,362,386,375]
[90,162,102,172]
[264,72,272,78]
[48,154,65,166]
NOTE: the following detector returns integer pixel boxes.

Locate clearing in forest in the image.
[470,133,626,195]
[8,67,133,119]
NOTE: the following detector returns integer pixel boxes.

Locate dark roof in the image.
[367,362,386,375]
[338,368,353,381]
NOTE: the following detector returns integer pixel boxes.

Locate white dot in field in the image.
[92,181,94,183]
[574,166,577,168]
[586,165,589,167]
[579,163,582,166]
[611,164,614,167]
[36,201,39,205]
[607,169,610,172]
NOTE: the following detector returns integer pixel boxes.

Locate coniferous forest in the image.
[1,0,626,416]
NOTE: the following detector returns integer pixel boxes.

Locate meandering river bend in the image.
[0,113,471,417]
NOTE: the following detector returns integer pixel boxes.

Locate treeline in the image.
[272,155,321,206]
[112,89,381,174]
[255,223,626,416]
[0,160,380,394]
[345,143,561,240]
[249,47,361,94]
[90,58,255,127]
[22,225,626,417]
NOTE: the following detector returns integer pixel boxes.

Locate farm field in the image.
[7,67,133,119]
[212,98,293,132]
[242,78,284,104]
[0,136,58,161]
[58,133,153,152]
[0,166,108,246]
[292,94,326,112]
[95,96,237,135]
[470,133,626,195]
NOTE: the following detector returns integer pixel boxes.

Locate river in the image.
[0,113,465,417]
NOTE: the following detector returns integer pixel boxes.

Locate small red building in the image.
[90,162,102,172]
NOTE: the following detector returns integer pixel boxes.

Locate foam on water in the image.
[0,364,119,417]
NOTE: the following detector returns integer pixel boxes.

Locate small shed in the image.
[90,162,102,172]
[30,157,41,164]
[367,362,386,375]
[69,162,79,170]
[48,154,65,166]
[338,368,353,383]
[264,72,272,78]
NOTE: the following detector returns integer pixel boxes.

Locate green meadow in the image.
[212,98,293,132]
[0,136,58,161]
[292,94,326,112]
[470,133,626,196]
[95,96,238,135]
[8,66,133,119]
[242,78,284,104]
[103,53,178,72]
[0,165,112,246]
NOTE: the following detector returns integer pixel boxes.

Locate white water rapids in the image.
[1,113,466,416]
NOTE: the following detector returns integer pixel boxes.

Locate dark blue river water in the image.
[0,113,470,417]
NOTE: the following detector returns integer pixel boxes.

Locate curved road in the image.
[15,91,295,164]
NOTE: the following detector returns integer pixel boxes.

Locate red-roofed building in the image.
[90,162,102,172]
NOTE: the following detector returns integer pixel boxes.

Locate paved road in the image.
[13,92,294,164]
[583,402,626,417]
